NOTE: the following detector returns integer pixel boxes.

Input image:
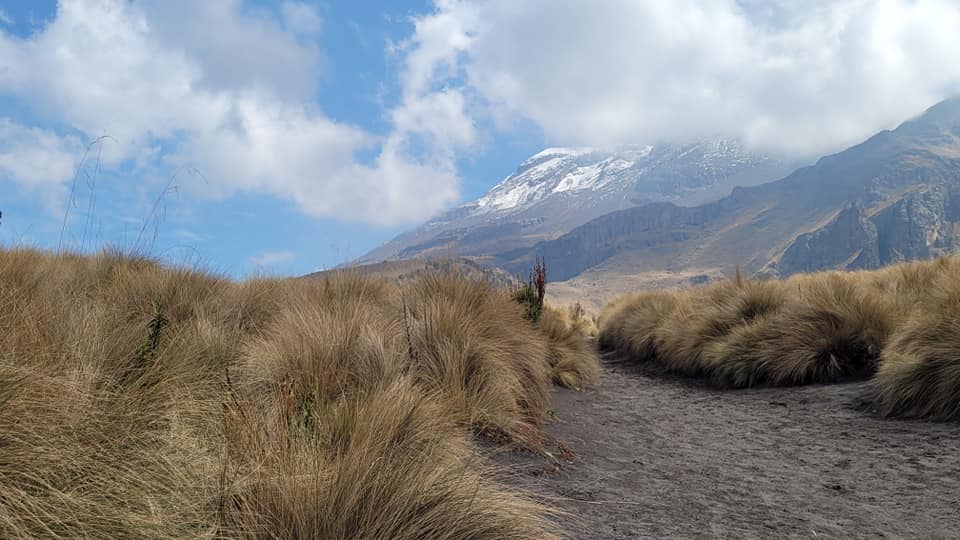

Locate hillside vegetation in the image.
[598,256,960,420]
[0,248,599,539]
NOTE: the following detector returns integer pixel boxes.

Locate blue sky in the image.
[2,0,959,278]
[0,0,546,276]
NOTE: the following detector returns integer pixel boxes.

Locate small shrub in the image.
[512,258,547,323]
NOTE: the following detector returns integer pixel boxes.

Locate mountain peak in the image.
[358,138,800,264]
[471,139,791,214]
[524,147,597,164]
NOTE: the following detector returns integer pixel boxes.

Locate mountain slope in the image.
[360,140,800,264]
[506,97,960,282]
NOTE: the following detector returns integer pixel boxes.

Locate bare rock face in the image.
[775,185,960,276]
[777,204,880,275]
[874,186,957,264]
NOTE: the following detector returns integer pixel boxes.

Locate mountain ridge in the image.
[360,139,803,264]
[502,97,960,282]
[357,97,960,304]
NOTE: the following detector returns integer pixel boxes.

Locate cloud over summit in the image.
[406,0,960,157]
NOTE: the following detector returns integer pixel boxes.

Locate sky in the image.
[1,0,959,277]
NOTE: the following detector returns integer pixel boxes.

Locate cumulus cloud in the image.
[0,0,459,225]
[404,0,960,156]
[281,1,323,37]
[138,0,323,100]
[0,119,82,190]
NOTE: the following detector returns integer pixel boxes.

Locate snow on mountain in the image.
[472,140,773,216]
[476,148,599,211]
[358,139,802,264]
[525,147,596,162]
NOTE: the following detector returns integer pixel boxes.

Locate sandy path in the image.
[494,353,960,539]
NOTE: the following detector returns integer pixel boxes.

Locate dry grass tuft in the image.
[539,305,601,390]
[598,290,683,363]
[874,271,960,420]
[599,255,960,419]
[704,275,893,387]
[406,271,556,443]
[0,248,591,538]
[220,378,558,540]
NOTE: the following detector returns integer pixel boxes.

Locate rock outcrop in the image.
[776,204,880,275]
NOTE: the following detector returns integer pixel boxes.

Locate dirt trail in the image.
[494,353,960,539]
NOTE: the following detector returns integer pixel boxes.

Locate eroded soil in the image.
[493,354,960,539]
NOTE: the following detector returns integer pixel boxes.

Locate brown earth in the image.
[493,350,960,539]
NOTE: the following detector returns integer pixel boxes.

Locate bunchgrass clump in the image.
[874,271,960,420]
[539,305,601,390]
[0,247,592,538]
[599,255,960,420]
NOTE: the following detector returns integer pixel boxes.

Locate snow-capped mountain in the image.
[505,96,960,283]
[472,140,784,215]
[474,146,646,213]
[359,139,803,264]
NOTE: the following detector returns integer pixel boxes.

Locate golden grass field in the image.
[598,256,960,420]
[6,245,960,538]
[0,248,599,539]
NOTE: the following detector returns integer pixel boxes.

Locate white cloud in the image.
[366,1,478,218]
[250,250,295,268]
[138,0,323,100]
[0,0,459,225]
[402,0,960,157]
[281,1,323,37]
[0,8,12,26]
[390,88,477,158]
[0,119,82,190]
[6,0,958,235]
